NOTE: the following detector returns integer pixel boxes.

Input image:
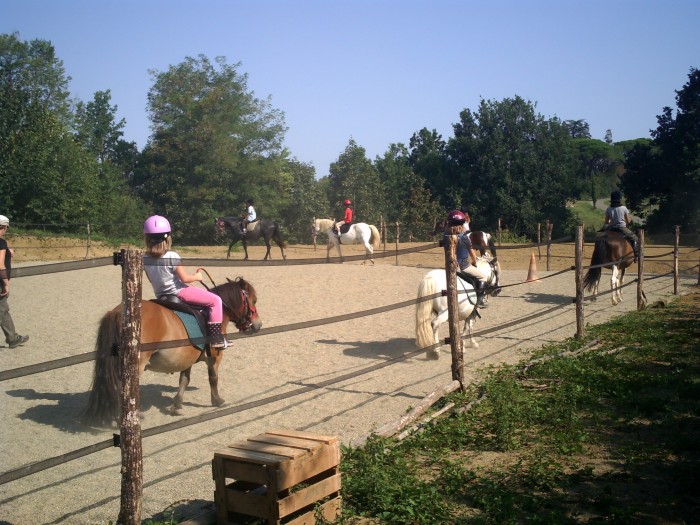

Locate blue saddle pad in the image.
[173,310,206,351]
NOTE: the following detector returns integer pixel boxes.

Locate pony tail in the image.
[415,274,438,349]
[82,310,121,427]
[583,238,607,292]
[369,225,381,248]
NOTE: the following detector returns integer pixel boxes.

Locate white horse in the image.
[415,255,500,359]
[313,217,381,264]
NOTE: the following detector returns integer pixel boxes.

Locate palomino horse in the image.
[583,230,635,305]
[82,277,261,426]
[313,217,381,264]
[215,216,287,260]
[415,255,500,359]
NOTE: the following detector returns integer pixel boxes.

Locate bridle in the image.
[231,289,257,331]
[197,268,257,331]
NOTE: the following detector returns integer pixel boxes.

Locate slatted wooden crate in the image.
[212,429,341,525]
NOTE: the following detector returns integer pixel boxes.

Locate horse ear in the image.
[226,277,232,283]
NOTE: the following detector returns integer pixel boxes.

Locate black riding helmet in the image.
[610,190,622,206]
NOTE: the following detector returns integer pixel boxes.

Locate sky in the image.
[3,0,699,179]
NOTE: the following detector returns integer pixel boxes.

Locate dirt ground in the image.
[0,234,697,524]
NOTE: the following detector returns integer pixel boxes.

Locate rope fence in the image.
[1,227,696,498]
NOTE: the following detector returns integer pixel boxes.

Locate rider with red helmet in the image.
[143,215,226,349]
[446,210,488,307]
[334,199,353,237]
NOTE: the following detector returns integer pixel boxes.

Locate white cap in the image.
[0,215,9,227]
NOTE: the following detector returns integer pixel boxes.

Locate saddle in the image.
[151,295,209,350]
[601,227,635,249]
[334,222,351,235]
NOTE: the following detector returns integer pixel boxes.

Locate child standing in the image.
[0,215,29,348]
[143,215,226,349]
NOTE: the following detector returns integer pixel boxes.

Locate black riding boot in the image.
[207,323,227,349]
[476,281,488,308]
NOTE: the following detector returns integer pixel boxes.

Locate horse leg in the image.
[242,240,249,260]
[168,368,191,415]
[464,317,479,349]
[362,241,375,265]
[206,353,225,407]
[263,237,272,260]
[610,266,620,305]
[227,240,235,259]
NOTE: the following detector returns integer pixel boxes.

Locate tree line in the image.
[1,33,697,245]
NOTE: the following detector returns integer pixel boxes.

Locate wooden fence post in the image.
[546,220,553,271]
[537,223,541,260]
[673,225,680,295]
[116,249,144,525]
[311,217,317,251]
[85,222,91,260]
[395,222,400,266]
[443,234,465,388]
[575,225,585,339]
[497,218,502,246]
[637,230,646,310]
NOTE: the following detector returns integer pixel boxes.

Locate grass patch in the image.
[571,200,605,233]
[337,293,700,524]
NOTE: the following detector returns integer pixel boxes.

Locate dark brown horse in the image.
[432,215,498,259]
[215,216,287,260]
[82,277,261,426]
[583,230,635,305]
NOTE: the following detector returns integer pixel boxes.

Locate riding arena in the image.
[1,228,697,524]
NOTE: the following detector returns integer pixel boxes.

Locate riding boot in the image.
[207,323,227,349]
[476,281,488,308]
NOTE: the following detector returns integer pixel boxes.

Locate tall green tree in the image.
[327,139,383,226]
[408,128,452,208]
[447,96,575,236]
[74,90,126,165]
[0,33,102,227]
[375,144,442,241]
[133,55,287,242]
[622,67,700,234]
[276,159,326,242]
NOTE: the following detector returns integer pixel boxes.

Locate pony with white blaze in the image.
[313,217,381,264]
[415,255,500,360]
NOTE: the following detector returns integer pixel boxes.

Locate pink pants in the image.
[177,286,223,323]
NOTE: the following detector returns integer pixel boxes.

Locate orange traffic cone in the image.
[526,252,540,282]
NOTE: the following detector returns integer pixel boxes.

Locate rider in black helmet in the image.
[604,190,639,262]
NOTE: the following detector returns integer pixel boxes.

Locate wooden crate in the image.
[212,429,341,525]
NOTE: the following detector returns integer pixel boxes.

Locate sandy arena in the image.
[0,239,697,524]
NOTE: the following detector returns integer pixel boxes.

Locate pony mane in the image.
[315,218,335,231]
[214,277,257,315]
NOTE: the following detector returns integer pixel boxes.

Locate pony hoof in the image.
[213,399,227,408]
[165,406,183,416]
[426,349,440,360]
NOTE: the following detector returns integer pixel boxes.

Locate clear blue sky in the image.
[4,0,699,178]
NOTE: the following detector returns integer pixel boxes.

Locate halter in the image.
[231,289,257,331]
[197,268,257,331]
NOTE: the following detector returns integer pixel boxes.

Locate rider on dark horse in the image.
[334,199,353,237]
[604,190,639,262]
[241,198,257,236]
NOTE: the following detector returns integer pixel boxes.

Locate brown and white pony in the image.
[82,277,261,426]
[583,231,635,305]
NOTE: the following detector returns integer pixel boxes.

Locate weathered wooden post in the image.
[395,222,400,266]
[575,225,585,339]
[311,217,317,251]
[637,229,646,310]
[546,220,553,271]
[443,234,465,388]
[85,222,91,259]
[381,217,387,252]
[497,218,502,246]
[115,249,143,525]
[537,223,541,260]
[673,225,680,295]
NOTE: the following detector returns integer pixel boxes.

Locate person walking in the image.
[0,215,29,349]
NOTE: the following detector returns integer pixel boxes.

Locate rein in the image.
[197,268,256,331]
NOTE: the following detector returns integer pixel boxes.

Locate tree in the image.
[408,129,451,208]
[133,55,287,242]
[276,159,327,243]
[569,138,620,204]
[375,143,442,240]
[447,97,576,236]
[622,67,700,233]
[74,90,126,165]
[327,139,383,226]
[564,119,591,139]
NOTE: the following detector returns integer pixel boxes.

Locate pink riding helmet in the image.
[144,215,171,238]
